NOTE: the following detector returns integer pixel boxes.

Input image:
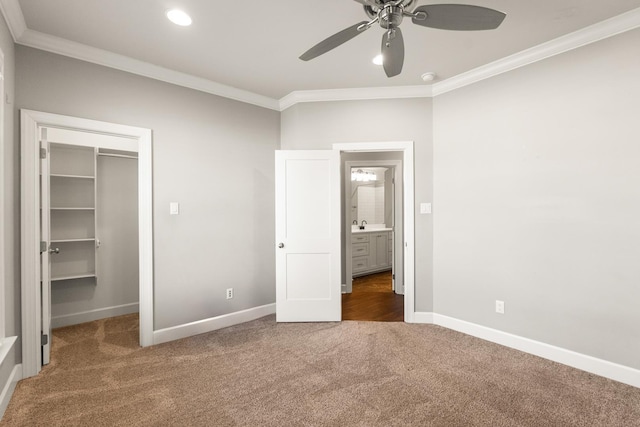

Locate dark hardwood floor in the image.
[342,271,404,322]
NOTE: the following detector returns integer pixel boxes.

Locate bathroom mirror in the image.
[350,167,389,225]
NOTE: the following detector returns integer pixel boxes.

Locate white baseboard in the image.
[411,311,434,324]
[413,312,640,389]
[153,303,276,345]
[51,303,139,328]
[0,363,22,419]
[0,337,16,369]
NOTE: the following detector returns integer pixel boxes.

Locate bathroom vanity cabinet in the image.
[351,229,392,277]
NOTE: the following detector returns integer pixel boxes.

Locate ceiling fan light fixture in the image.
[299,2,506,78]
[166,9,192,26]
[372,54,383,65]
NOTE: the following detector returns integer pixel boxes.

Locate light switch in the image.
[420,203,432,214]
[169,202,180,215]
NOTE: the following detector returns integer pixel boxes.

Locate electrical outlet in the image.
[495,300,505,314]
[226,288,233,300]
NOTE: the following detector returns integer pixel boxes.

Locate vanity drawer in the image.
[352,256,370,272]
[352,242,369,256]
[351,234,370,243]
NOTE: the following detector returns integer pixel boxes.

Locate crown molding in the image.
[432,7,640,96]
[15,28,281,111]
[17,29,281,111]
[0,0,25,41]
[279,85,433,111]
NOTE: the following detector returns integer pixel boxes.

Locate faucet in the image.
[359,220,367,230]
[352,220,357,225]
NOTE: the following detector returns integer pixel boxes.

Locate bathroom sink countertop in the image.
[352,227,393,234]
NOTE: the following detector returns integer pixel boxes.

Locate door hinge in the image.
[41,333,49,346]
[40,241,47,253]
[393,274,395,280]
[40,147,47,159]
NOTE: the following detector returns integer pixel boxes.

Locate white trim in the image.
[412,312,640,389]
[51,303,139,329]
[431,7,640,96]
[0,46,4,341]
[0,0,26,41]
[0,363,22,419]
[279,86,432,111]
[0,336,15,368]
[153,304,276,345]
[47,127,138,151]
[20,110,154,378]
[16,29,280,111]
[137,129,153,347]
[19,112,40,379]
[412,311,434,324]
[333,141,415,323]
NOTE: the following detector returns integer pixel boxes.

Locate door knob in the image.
[49,247,60,254]
[278,243,285,249]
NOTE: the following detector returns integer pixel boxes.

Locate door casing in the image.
[20,110,154,378]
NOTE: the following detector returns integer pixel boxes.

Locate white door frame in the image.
[344,160,402,294]
[20,110,154,378]
[333,141,415,323]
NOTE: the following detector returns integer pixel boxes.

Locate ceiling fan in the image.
[299,1,506,78]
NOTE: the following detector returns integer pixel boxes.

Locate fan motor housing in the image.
[364,0,416,20]
[379,5,404,29]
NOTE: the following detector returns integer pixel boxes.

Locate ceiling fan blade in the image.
[300,21,370,61]
[381,27,404,78]
[352,0,379,5]
[412,4,506,31]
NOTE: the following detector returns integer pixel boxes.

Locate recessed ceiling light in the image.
[372,54,383,66]
[421,72,437,82]
[166,9,192,26]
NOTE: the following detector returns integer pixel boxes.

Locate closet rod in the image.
[97,153,138,160]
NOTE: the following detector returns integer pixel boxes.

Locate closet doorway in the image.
[21,110,153,378]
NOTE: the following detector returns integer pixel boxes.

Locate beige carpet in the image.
[2,314,640,426]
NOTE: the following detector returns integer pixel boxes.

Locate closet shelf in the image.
[51,274,97,282]
[50,173,95,179]
[50,207,95,211]
[51,238,96,243]
[98,153,138,160]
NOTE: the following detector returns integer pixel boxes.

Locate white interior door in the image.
[275,150,341,322]
[40,129,52,365]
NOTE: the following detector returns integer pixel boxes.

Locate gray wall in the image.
[433,28,640,369]
[0,11,18,381]
[281,99,433,311]
[16,46,280,330]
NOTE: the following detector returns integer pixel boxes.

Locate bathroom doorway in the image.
[343,155,404,321]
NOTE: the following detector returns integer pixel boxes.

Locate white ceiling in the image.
[11,0,640,100]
